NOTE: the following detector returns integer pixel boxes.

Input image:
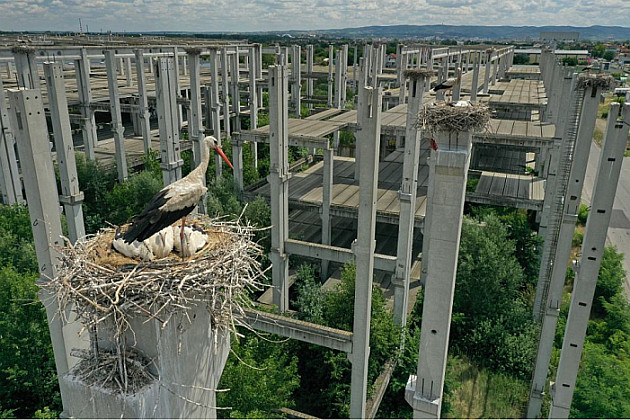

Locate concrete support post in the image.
[5,61,13,79]
[349,85,382,419]
[483,51,492,94]
[117,57,123,75]
[406,127,472,419]
[256,44,264,109]
[291,45,301,117]
[341,44,348,107]
[320,147,333,279]
[354,58,367,181]
[13,49,41,90]
[328,45,334,107]
[125,57,133,87]
[8,88,86,413]
[268,65,290,312]
[248,46,259,168]
[335,48,343,109]
[230,47,241,132]
[306,45,314,110]
[187,50,207,213]
[182,55,188,76]
[0,73,23,204]
[452,66,462,101]
[353,44,358,96]
[398,51,408,106]
[471,52,480,102]
[104,50,128,182]
[392,75,426,326]
[221,48,231,136]
[44,62,86,243]
[75,49,97,160]
[155,57,183,186]
[209,49,223,178]
[134,49,152,154]
[527,83,600,419]
[550,103,630,418]
[172,47,183,131]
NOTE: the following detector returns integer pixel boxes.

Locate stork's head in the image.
[203,136,234,169]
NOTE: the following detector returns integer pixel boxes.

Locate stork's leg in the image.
[180,217,186,257]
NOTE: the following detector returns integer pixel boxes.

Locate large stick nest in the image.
[403,68,436,81]
[417,102,491,133]
[45,216,267,338]
[576,73,617,91]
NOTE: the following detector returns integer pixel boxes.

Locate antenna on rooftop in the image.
[79,18,83,35]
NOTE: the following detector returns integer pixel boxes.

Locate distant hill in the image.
[309,25,630,41]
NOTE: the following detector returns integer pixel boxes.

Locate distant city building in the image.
[514,49,589,64]
[540,31,580,42]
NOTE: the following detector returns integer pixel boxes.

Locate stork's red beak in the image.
[215,146,234,169]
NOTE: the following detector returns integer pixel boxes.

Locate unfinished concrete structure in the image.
[2,35,620,419]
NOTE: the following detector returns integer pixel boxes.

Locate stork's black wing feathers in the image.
[433,81,450,91]
[122,189,195,243]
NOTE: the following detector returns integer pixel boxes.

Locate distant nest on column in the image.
[417,102,491,133]
[10,45,35,54]
[403,68,436,81]
[183,47,203,55]
[45,215,267,339]
[575,73,617,91]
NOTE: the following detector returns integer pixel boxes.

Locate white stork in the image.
[122,136,232,249]
[173,224,208,257]
[432,68,462,101]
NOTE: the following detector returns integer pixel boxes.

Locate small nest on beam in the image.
[416,102,491,134]
[11,45,35,54]
[184,47,203,55]
[70,348,156,394]
[576,73,617,91]
[403,68,436,81]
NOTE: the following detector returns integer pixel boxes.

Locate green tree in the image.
[105,170,163,226]
[513,54,529,65]
[0,204,37,274]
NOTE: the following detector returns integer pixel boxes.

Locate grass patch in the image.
[445,356,529,419]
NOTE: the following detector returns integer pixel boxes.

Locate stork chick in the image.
[173,224,208,257]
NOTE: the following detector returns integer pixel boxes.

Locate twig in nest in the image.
[416,102,491,134]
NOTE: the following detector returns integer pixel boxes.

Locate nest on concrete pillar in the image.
[45,214,267,393]
[575,73,617,91]
[416,102,491,134]
[10,45,35,54]
[403,68,436,81]
[183,47,203,56]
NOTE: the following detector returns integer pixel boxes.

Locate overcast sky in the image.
[1,0,628,33]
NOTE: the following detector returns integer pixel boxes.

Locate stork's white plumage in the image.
[145,225,174,259]
[173,225,208,257]
[122,136,233,247]
[113,227,155,261]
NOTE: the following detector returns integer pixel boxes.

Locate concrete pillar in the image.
[406,127,473,419]
[125,57,133,87]
[550,103,630,418]
[117,57,123,75]
[527,82,602,419]
[320,147,333,279]
[291,45,301,117]
[248,46,259,168]
[335,47,343,109]
[104,50,128,182]
[209,49,223,178]
[353,43,358,96]
[12,48,41,90]
[268,65,290,312]
[306,45,314,110]
[328,45,334,108]
[230,47,241,131]
[392,74,426,326]
[5,61,13,79]
[187,50,207,213]
[483,50,492,94]
[341,45,349,108]
[398,51,408,106]
[75,49,97,160]
[8,87,87,413]
[0,72,24,204]
[182,55,188,76]
[471,52,480,102]
[155,57,183,186]
[354,58,367,181]
[349,85,382,419]
[134,49,152,154]
[256,44,264,109]
[44,62,86,243]
[221,48,231,136]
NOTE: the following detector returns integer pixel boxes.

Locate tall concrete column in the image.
[353,43,358,96]
[221,48,231,136]
[5,61,13,79]
[134,49,152,154]
[104,50,128,182]
[320,147,333,279]
[354,58,367,181]
[341,44,348,107]
[471,52,480,102]
[75,49,97,160]
[155,57,183,186]
[392,74,427,326]
[268,65,290,312]
[483,50,492,94]
[117,57,123,75]
[406,126,473,419]
[209,49,223,178]
[172,47,183,131]
[306,45,314,110]
[12,47,41,90]
[8,87,86,413]
[398,51,408,106]
[0,72,23,204]
[230,47,241,131]
[327,45,334,108]
[491,53,499,85]
[256,44,264,109]
[187,49,207,213]
[349,85,382,419]
[248,46,259,168]
[527,81,602,419]
[291,45,301,117]
[550,103,630,418]
[125,57,133,87]
[44,62,86,243]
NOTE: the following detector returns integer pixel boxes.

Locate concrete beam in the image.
[104,50,128,182]
[243,308,353,353]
